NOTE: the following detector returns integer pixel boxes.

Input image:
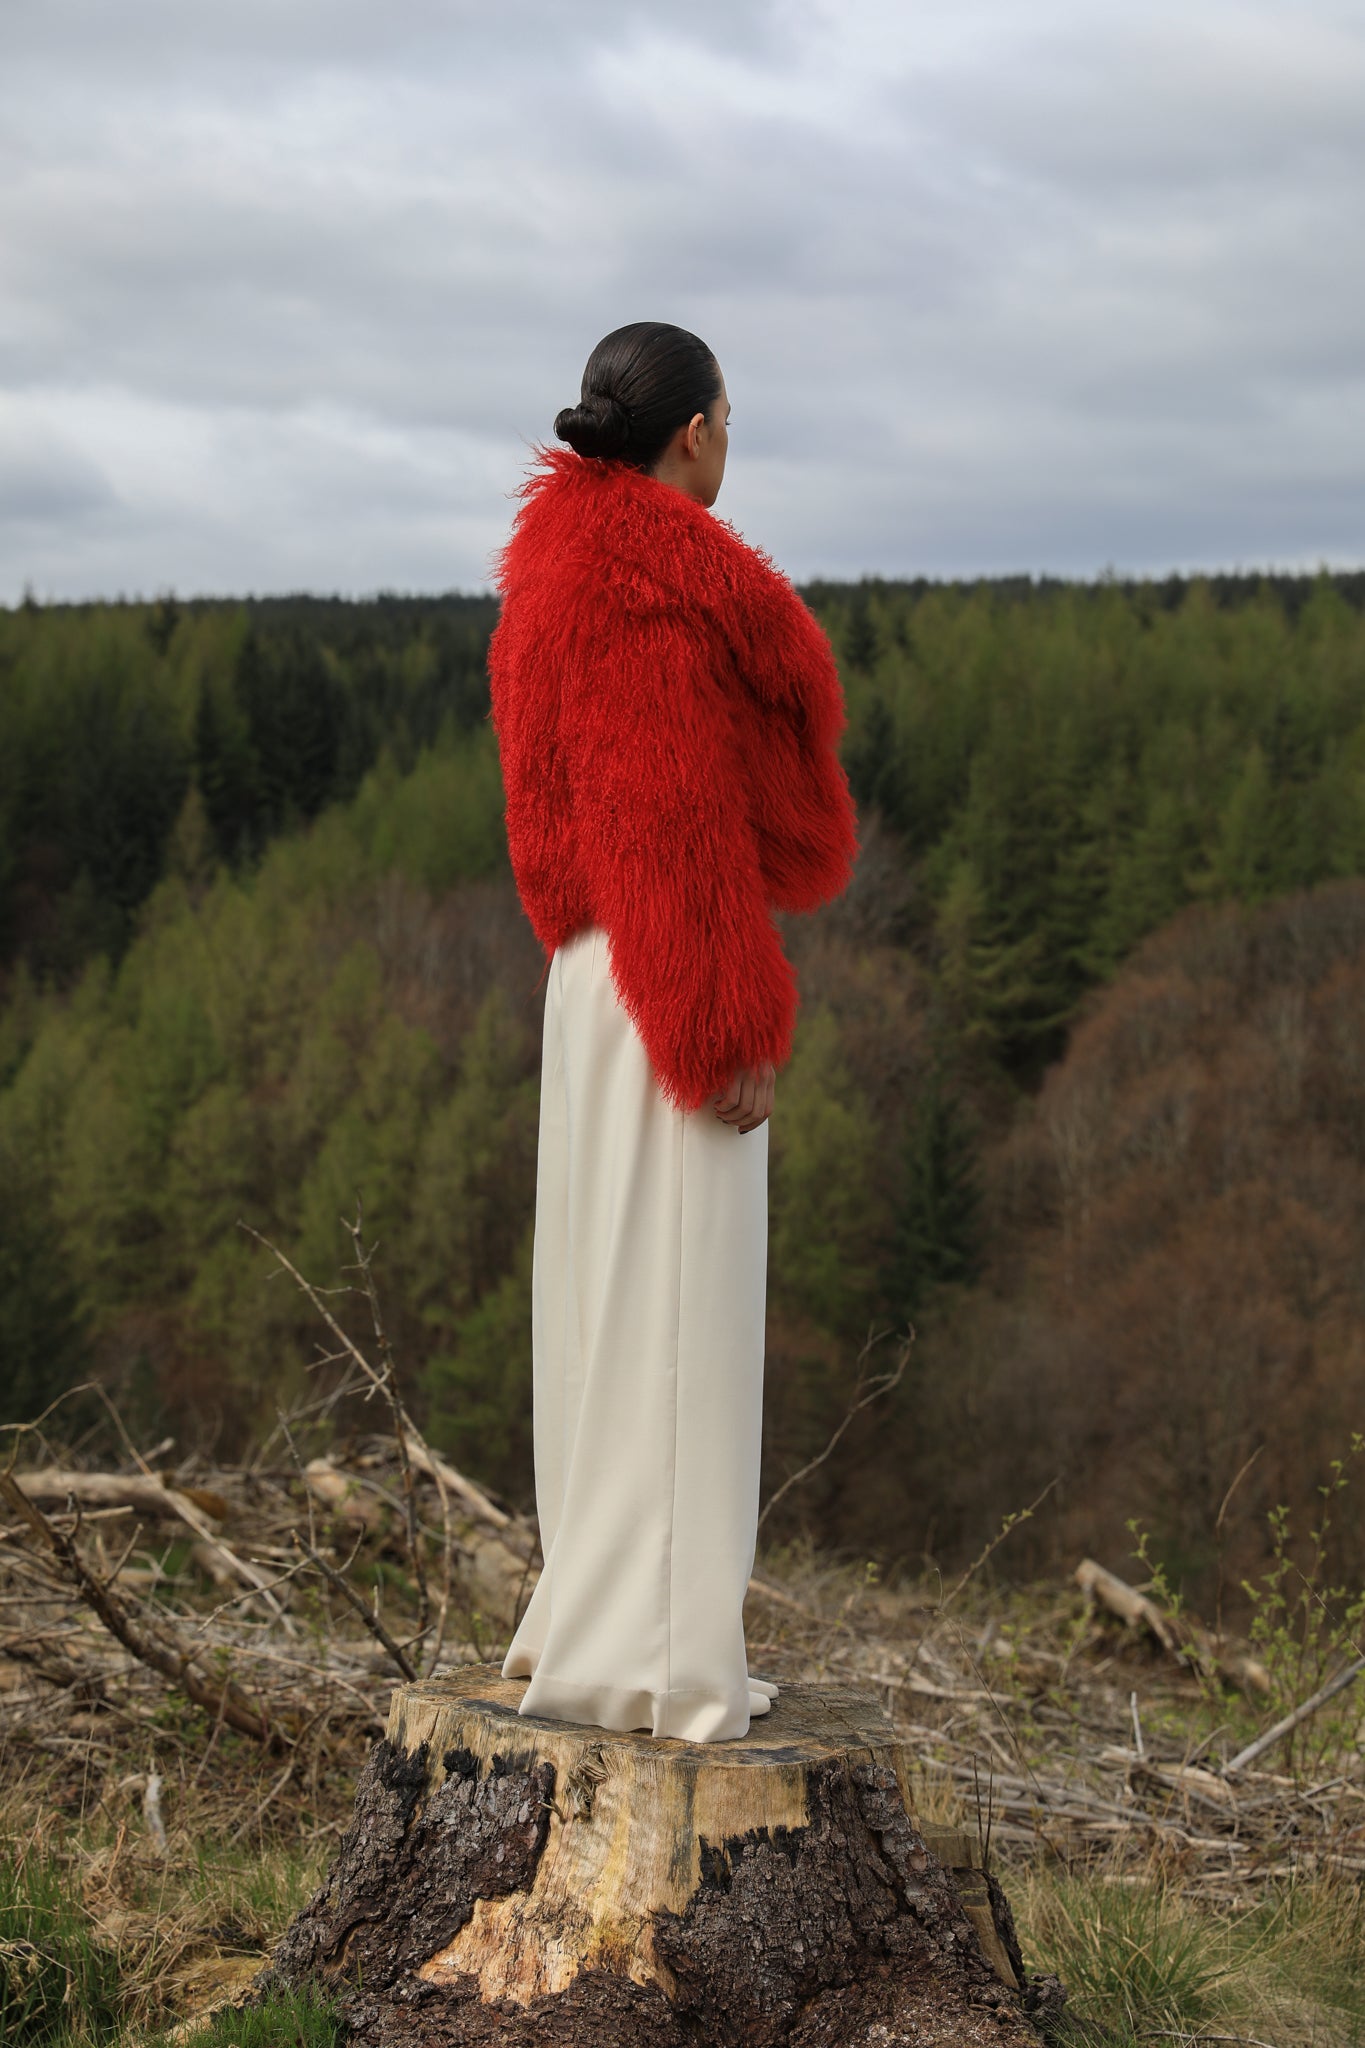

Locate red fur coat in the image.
[487,447,860,1113]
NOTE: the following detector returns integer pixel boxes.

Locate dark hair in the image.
[554,322,722,470]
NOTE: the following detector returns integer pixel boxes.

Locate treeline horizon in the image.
[11,560,1365,616]
[3,567,1365,1617]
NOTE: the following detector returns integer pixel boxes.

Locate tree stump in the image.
[266,1664,1062,2047]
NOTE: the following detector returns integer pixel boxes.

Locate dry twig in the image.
[238,1207,461,1678]
[0,1472,291,1751]
[756,1325,911,1535]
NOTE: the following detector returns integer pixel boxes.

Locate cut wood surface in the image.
[268,1663,1056,2047]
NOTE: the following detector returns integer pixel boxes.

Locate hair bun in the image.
[554,391,631,459]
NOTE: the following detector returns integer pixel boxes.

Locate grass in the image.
[0,1837,121,2048]
[1013,1864,1365,2047]
[180,1844,329,1960]
[0,1785,333,2048]
[148,1987,344,2048]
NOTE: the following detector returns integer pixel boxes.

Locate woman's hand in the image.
[709,1061,775,1134]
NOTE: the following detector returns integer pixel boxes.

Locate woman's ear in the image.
[685,411,705,458]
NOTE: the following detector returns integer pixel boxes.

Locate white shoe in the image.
[748,1675,779,1699]
[748,1688,773,1716]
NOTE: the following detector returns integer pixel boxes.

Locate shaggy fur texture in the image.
[487,447,860,1113]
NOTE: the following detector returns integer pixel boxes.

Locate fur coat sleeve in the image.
[488,449,860,1114]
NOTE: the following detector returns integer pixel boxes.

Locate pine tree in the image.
[769,1007,881,1338]
[0,1147,90,1426]
[878,1063,983,1327]
[194,673,260,863]
[844,693,912,836]
[933,856,1050,1067]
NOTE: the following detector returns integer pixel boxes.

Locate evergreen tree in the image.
[144,592,181,657]
[1093,784,1199,971]
[194,674,260,863]
[878,1063,983,1327]
[234,625,346,839]
[769,1006,881,1337]
[0,1146,90,1426]
[844,694,912,836]
[933,857,1049,1066]
[422,1225,534,1501]
[1201,743,1281,902]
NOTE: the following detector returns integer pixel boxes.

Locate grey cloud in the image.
[2,0,1363,600]
[922,10,1365,194]
[0,420,118,524]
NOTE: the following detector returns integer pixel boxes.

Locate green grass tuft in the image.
[158,1986,345,2048]
[1025,1875,1234,2043]
[0,1843,121,2048]
[1017,1866,1365,2048]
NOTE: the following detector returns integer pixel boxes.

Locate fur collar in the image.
[494,445,788,621]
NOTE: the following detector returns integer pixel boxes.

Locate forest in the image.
[3,568,1365,1615]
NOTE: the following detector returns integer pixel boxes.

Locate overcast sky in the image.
[3,0,1362,602]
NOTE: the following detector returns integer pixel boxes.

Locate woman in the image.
[488,321,859,1742]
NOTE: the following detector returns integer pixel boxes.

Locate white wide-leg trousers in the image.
[500,923,770,1742]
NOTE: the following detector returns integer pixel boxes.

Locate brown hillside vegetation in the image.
[861,877,1365,1611]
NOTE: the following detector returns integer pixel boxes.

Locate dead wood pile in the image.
[2,1436,1361,1913]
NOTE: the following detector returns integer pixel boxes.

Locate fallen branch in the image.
[0,1632,109,1705]
[1224,1653,1365,1775]
[1075,1557,1269,1696]
[1075,1558,1177,1652]
[290,1530,416,1682]
[11,1466,293,1630]
[400,1431,517,1538]
[0,1471,292,1752]
[10,1470,230,1522]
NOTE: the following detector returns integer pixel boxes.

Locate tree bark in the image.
[266,1663,1062,2046]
